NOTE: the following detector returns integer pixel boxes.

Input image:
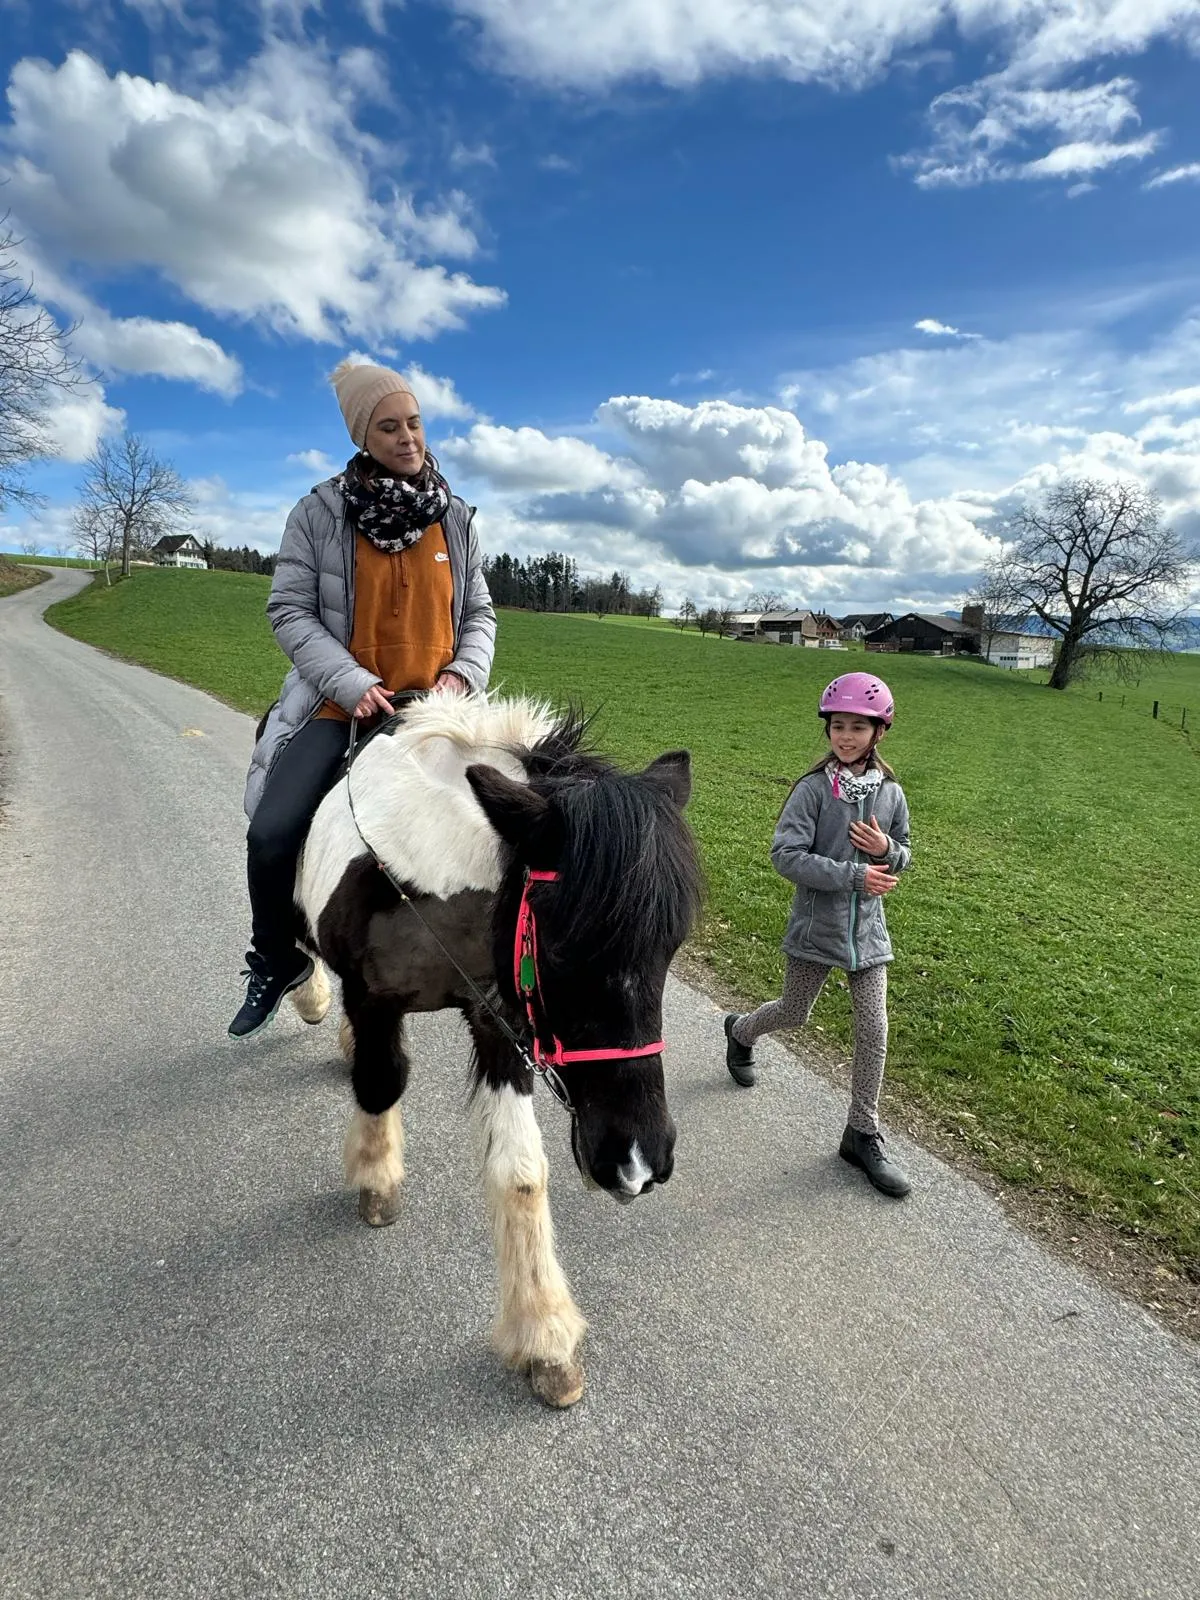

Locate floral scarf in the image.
[334,449,452,553]
[828,761,883,806]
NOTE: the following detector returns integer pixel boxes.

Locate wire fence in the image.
[1096,688,1193,740]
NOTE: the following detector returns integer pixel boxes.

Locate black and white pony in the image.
[289,694,701,1407]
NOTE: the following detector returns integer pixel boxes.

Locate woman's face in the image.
[365,393,426,478]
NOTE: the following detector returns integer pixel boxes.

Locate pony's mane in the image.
[523,710,703,966]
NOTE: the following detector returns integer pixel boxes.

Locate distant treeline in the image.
[481,550,663,617]
[202,542,278,576]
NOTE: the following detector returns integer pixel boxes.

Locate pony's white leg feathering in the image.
[345,1105,405,1227]
[473,1085,587,1407]
[289,958,332,1024]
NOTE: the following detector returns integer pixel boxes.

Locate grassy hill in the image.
[45,568,1200,1280]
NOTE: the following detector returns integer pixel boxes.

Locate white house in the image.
[981,630,1056,670]
[152,534,207,570]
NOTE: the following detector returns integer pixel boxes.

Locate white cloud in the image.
[1123,385,1200,415]
[1145,161,1200,188]
[1,46,505,345]
[914,318,978,339]
[444,3,1200,93]
[442,423,641,491]
[450,141,497,168]
[904,75,1162,188]
[38,384,125,462]
[287,449,338,473]
[404,363,478,421]
[1017,133,1159,178]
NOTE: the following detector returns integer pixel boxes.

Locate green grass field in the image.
[45,568,1200,1271]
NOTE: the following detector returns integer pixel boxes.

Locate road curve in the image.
[1,567,1198,1599]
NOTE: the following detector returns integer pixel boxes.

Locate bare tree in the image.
[695,607,718,637]
[74,500,123,578]
[0,222,81,510]
[981,479,1196,689]
[19,536,40,557]
[675,597,697,630]
[715,604,735,638]
[746,589,788,613]
[74,432,194,579]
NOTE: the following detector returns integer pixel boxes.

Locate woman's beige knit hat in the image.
[330,358,417,449]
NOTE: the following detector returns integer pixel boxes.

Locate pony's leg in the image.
[342,984,410,1228]
[289,957,332,1024]
[468,1013,587,1408]
[338,1013,355,1062]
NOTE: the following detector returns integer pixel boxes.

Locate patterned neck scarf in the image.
[828,761,883,805]
[334,449,452,553]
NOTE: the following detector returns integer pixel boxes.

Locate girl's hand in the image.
[850,815,890,860]
[353,684,395,720]
[863,863,899,896]
[434,670,469,695]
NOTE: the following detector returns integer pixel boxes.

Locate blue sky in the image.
[3,0,1200,611]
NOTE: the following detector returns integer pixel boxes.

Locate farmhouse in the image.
[726,611,763,639]
[865,613,980,654]
[960,605,1056,670]
[152,534,207,570]
[839,612,893,641]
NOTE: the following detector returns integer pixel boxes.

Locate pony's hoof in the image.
[530,1358,585,1409]
[358,1186,400,1227]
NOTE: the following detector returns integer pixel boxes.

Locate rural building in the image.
[959,606,1056,670]
[839,612,893,641]
[865,613,980,654]
[726,611,763,639]
[758,609,815,645]
[809,611,842,643]
[152,534,207,570]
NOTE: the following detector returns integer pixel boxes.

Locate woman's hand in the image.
[353,684,396,720]
[849,815,891,860]
[863,863,899,896]
[434,670,469,695]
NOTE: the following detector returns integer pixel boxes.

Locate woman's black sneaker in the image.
[228,951,314,1039]
[838,1126,911,1198]
[724,1014,756,1087]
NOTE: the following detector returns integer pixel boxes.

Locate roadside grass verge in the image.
[47,569,1200,1278]
[0,557,50,598]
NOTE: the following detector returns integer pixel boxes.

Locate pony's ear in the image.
[642,749,692,808]
[466,764,552,849]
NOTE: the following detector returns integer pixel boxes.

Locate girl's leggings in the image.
[731,959,889,1134]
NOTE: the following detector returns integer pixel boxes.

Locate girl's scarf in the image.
[828,761,883,806]
[335,449,452,552]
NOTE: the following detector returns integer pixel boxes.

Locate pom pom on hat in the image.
[330,358,417,449]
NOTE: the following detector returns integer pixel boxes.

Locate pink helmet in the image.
[818,672,894,726]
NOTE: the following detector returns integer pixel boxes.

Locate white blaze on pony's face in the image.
[466,746,699,1206]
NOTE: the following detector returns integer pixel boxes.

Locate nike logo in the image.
[435,552,449,562]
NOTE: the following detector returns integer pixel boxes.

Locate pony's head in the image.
[467,715,701,1204]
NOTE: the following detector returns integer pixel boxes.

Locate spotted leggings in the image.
[731,959,889,1134]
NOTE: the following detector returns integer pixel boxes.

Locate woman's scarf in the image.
[828,761,883,805]
[335,449,452,552]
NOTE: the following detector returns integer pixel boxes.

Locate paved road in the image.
[2,567,1198,1600]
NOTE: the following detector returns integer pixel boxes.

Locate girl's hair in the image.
[778,718,896,818]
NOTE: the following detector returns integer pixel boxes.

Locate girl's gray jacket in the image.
[772,768,912,972]
[243,479,496,818]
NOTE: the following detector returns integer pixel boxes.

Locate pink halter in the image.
[513,869,665,1068]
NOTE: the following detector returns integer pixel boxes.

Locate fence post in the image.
[1121,694,1125,708]
[1098,690,1103,702]
[1183,707,1188,733]
[1153,701,1159,719]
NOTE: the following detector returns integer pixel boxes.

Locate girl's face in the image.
[365,393,426,478]
[828,713,880,768]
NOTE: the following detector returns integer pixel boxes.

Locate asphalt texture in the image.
[2,567,1199,1600]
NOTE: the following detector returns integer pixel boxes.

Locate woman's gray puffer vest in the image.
[772,768,912,972]
[244,478,496,818]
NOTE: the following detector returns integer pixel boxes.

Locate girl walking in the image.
[723,672,912,1198]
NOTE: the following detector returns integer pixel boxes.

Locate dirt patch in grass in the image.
[673,943,1200,1344]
